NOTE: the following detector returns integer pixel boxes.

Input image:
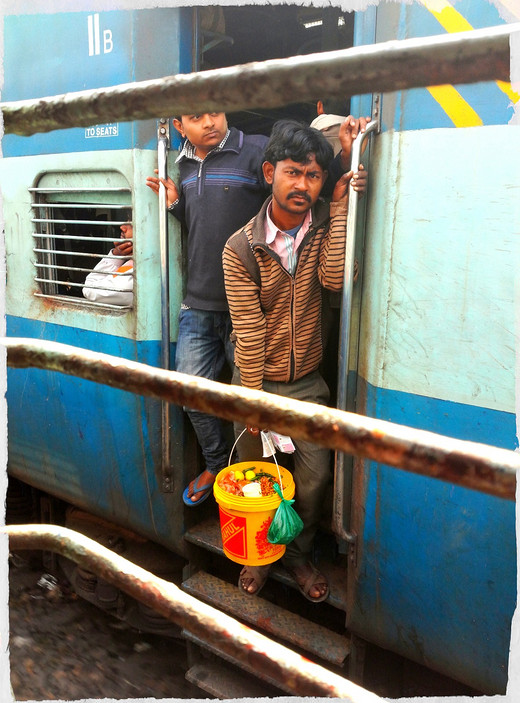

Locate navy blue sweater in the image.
[170,127,269,311]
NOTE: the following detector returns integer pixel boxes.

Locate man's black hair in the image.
[320,97,349,116]
[264,120,334,172]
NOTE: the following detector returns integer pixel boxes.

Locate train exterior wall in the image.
[2,1,519,695]
[348,1,519,693]
[2,8,193,554]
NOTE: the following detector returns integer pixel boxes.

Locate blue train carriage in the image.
[2,1,519,697]
[1,7,198,556]
[1,1,357,557]
[347,0,519,694]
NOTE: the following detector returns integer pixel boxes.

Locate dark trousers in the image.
[232,367,331,568]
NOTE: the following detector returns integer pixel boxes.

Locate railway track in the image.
[8,551,206,701]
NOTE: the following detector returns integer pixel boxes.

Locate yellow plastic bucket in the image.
[213,461,295,566]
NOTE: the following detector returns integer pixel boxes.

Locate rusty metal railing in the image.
[1,23,517,136]
[3,337,518,500]
[4,524,384,701]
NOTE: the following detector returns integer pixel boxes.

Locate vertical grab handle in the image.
[333,117,379,541]
[158,118,173,492]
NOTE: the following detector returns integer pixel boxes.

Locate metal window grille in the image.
[30,172,133,309]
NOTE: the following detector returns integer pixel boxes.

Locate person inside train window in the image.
[82,220,134,306]
[222,120,366,602]
[146,111,369,508]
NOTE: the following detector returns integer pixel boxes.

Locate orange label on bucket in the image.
[219,507,248,560]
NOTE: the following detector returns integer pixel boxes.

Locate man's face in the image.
[263,155,327,217]
[173,113,228,156]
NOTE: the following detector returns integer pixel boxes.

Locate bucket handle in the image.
[229,428,284,492]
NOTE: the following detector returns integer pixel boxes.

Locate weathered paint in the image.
[0,148,184,344]
[348,400,516,693]
[348,7,519,689]
[359,127,519,415]
[4,524,383,702]
[5,321,189,552]
[368,2,518,131]
[1,8,192,155]
[0,6,191,569]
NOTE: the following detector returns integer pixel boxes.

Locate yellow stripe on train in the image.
[419,0,519,125]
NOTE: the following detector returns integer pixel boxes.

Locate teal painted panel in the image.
[2,8,191,156]
[0,148,183,343]
[359,126,520,413]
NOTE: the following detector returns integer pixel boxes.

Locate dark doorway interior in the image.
[196,5,354,134]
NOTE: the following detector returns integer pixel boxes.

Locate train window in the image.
[29,171,133,309]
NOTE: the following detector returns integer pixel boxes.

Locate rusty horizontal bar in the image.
[4,524,383,702]
[2,24,518,136]
[3,337,518,500]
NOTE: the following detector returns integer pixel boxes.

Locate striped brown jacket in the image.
[222,195,349,391]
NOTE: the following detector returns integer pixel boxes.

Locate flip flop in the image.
[287,562,330,603]
[182,472,215,507]
[238,564,271,596]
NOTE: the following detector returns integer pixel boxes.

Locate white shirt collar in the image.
[175,128,231,163]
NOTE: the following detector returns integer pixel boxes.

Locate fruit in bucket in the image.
[217,467,285,498]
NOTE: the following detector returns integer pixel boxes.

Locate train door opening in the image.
[196,4,362,521]
[196,4,355,135]
[178,5,359,489]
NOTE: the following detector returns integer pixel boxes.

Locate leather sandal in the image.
[238,564,271,595]
[287,562,329,603]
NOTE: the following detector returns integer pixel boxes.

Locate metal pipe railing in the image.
[4,524,384,701]
[3,338,517,500]
[1,24,517,136]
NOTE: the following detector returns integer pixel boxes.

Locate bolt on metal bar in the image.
[1,24,517,137]
[3,337,518,500]
[4,524,383,701]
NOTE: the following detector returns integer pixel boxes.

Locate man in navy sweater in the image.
[147,113,269,506]
[146,111,368,506]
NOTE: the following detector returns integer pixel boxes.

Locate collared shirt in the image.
[175,129,231,163]
[264,202,312,275]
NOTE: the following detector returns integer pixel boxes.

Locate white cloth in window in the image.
[82,251,133,305]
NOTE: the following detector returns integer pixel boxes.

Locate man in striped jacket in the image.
[222,120,365,602]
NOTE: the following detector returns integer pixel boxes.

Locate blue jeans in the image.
[175,307,235,475]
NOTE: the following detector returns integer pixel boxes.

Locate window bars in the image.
[30,178,132,308]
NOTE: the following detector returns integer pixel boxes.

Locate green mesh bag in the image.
[267,483,304,545]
